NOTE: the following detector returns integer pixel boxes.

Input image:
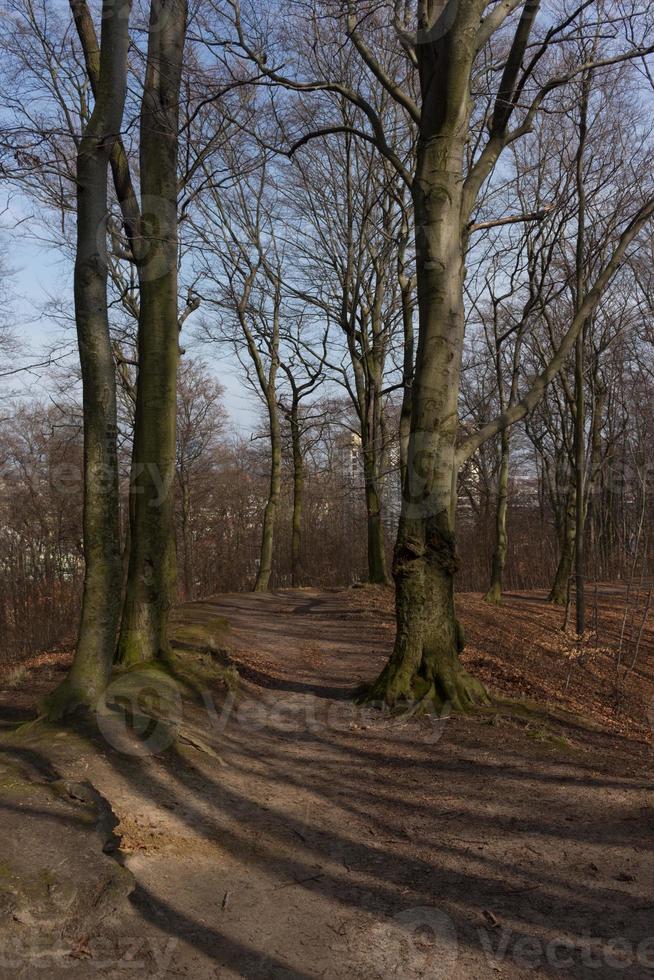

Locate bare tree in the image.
[45,0,131,718]
[117,0,189,665]
[285,125,405,584]
[278,321,327,587]
[176,359,226,600]
[194,152,288,591]
[227,0,654,709]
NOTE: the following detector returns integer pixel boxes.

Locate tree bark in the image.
[398,274,415,489]
[574,329,586,631]
[117,0,188,666]
[549,492,576,604]
[585,384,605,571]
[363,451,389,584]
[573,73,590,636]
[484,429,510,604]
[179,472,193,600]
[397,197,415,488]
[368,6,489,708]
[289,398,304,588]
[254,387,281,592]
[45,0,131,718]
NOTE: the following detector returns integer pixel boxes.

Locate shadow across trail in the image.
[1,588,653,979]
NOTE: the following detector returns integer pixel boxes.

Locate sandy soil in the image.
[0,588,653,979]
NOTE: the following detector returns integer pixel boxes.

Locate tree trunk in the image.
[180,475,193,600]
[484,428,510,604]
[549,493,576,605]
[367,20,488,708]
[573,75,590,636]
[45,0,131,718]
[254,392,281,592]
[397,200,415,489]
[398,274,415,488]
[574,330,586,632]
[117,0,187,666]
[289,400,304,588]
[585,385,605,574]
[363,448,389,584]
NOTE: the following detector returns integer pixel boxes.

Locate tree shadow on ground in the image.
[21,682,646,979]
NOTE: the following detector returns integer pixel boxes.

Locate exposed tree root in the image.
[39,676,103,723]
[361,655,491,714]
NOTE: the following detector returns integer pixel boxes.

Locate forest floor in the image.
[0,587,652,979]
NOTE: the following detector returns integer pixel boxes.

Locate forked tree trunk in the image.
[117,0,188,666]
[484,429,510,604]
[45,0,131,718]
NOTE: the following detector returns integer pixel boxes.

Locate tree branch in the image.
[69,0,141,252]
[456,195,654,464]
[346,3,421,124]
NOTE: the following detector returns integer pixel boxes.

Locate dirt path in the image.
[1,588,654,978]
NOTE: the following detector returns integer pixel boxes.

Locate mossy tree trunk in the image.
[357,0,654,706]
[368,2,494,710]
[45,0,131,718]
[366,0,546,709]
[117,0,188,666]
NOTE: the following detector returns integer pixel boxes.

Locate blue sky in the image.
[1,192,259,432]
